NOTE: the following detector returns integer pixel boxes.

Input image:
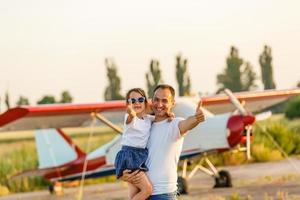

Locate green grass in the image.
[0,126,115,144]
[0,129,118,195]
[252,114,300,160]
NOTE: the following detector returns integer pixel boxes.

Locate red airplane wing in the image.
[0,101,126,131]
[0,88,299,131]
[202,88,300,114]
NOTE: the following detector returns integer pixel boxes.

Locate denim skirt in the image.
[115,145,149,178]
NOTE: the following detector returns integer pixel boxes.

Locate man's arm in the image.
[178,100,205,136]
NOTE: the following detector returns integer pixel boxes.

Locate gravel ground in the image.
[1,158,300,200]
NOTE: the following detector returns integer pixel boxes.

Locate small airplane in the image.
[0,88,299,194]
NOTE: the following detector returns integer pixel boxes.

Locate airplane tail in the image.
[35,128,85,169]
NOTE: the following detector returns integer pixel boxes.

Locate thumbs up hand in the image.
[178,99,206,135]
[194,99,205,122]
[127,102,136,118]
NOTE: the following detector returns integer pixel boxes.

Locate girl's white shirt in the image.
[121,114,154,148]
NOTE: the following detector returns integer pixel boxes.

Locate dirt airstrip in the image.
[1,158,300,200]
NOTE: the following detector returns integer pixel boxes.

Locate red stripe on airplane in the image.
[56,128,86,158]
[44,156,106,180]
[0,101,126,127]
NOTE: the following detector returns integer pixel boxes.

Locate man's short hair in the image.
[153,84,175,98]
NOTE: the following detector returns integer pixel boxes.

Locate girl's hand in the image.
[126,102,136,124]
[126,102,136,117]
[167,112,175,122]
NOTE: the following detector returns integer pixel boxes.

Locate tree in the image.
[216,46,257,93]
[16,96,30,106]
[259,45,276,90]
[297,81,300,88]
[5,90,10,110]
[145,59,163,97]
[37,95,56,104]
[60,91,73,103]
[176,54,191,96]
[240,62,257,91]
[285,95,300,119]
[104,58,124,100]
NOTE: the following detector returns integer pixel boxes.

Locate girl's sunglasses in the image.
[127,97,146,104]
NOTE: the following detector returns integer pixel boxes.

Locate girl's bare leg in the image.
[132,172,153,200]
[128,182,139,200]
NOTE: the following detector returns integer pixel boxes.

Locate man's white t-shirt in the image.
[146,117,184,195]
[121,114,154,148]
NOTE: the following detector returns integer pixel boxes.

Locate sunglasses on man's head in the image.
[127,97,146,104]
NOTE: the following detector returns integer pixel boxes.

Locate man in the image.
[122,84,205,199]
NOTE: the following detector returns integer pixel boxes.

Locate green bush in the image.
[0,142,49,193]
[0,185,10,196]
[251,144,282,162]
[269,123,300,155]
[254,122,300,156]
[204,118,300,165]
[285,95,300,119]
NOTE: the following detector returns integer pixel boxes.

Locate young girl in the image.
[115,88,153,200]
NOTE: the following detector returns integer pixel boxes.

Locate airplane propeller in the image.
[223,89,272,160]
[255,111,272,121]
[224,89,247,115]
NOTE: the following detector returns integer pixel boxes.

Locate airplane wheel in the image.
[214,170,232,188]
[48,185,54,194]
[177,176,188,194]
[48,182,63,195]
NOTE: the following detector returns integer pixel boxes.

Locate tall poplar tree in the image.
[217,46,257,93]
[259,45,276,89]
[176,54,191,96]
[104,58,124,100]
[145,59,163,97]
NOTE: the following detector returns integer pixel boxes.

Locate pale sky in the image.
[0,0,300,108]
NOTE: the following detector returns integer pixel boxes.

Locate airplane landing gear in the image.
[214,170,232,188]
[178,154,233,194]
[48,185,54,194]
[48,182,63,195]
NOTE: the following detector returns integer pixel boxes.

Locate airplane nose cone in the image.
[226,114,255,148]
[226,115,244,147]
[227,115,244,133]
[242,115,255,125]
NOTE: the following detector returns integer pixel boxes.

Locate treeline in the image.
[103,53,192,100]
[2,45,300,111]
[0,90,73,112]
[104,45,278,99]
